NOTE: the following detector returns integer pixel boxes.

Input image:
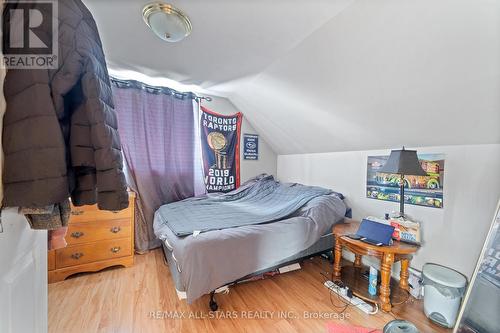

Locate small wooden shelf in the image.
[341,265,408,306]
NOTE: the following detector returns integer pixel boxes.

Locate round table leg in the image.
[354,254,362,268]
[333,241,342,279]
[379,253,394,312]
[399,258,410,291]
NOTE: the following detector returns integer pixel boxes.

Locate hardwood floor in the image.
[48,249,450,333]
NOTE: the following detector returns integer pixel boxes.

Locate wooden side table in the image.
[332,219,419,312]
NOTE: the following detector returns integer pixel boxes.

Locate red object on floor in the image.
[326,323,382,333]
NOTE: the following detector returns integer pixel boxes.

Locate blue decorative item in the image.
[369,266,378,296]
[243,134,259,160]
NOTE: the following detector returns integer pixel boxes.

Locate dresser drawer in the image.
[65,219,132,245]
[69,203,132,223]
[56,238,132,268]
[48,250,56,271]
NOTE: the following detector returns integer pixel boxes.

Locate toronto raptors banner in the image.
[200,106,242,193]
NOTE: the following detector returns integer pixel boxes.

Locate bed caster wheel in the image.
[209,300,218,311]
[209,291,218,311]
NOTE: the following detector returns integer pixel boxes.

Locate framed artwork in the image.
[366,153,445,208]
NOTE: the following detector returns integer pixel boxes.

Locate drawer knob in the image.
[70,231,84,238]
[71,210,84,216]
[111,247,121,253]
[71,252,84,260]
[110,226,121,234]
[111,211,120,214]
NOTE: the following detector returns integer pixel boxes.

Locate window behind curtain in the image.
[112,81,204,252]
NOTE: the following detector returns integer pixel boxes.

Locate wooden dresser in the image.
[48,192,135,283]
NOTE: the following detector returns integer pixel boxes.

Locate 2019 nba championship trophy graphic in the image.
[207,132,228,169]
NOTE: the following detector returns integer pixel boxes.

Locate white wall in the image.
[229,0,500,154]
[204,96,277,182]
[278,144,500,278]
[0,50,47,332]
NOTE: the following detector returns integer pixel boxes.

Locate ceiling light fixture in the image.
[142,2,192,43]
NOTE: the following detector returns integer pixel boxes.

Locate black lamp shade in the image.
[380,148,427,176]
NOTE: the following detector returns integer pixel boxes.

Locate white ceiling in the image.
[84,0,353,88]
[85,0,500,154]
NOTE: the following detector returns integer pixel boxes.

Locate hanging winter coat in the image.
[2,0,128,212]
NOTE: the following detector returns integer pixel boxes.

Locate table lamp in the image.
[379,147,427,218]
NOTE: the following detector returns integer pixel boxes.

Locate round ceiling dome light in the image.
[142,2,192,43]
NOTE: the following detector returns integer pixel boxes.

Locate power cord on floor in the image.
[319,270,351,314]
[319,256,356,314]
[391,288,411,306]
[322,274,413,332]
[320,255,369,312]
[320,269,380,316]
[319,256,414,320]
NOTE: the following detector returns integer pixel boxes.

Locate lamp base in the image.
[391,211,411,221]
[399,175,406,219]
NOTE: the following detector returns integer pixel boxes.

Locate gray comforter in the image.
[155,175,333,236]
[153,176,347,303]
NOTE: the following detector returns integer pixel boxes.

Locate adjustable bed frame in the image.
[161,231,335,310]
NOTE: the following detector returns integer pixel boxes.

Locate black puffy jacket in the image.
[2,0,128,210]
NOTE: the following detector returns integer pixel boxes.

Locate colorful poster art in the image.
[366,153,445,208]
[200,106,242,193]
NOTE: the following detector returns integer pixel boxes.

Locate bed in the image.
[153,175,349,309]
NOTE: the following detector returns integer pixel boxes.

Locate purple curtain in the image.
[112,81,203,252]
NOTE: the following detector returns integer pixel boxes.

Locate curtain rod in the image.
[110,77,212,102]
[195,95,213,102]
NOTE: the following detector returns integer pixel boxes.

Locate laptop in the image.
[347,219,395,246]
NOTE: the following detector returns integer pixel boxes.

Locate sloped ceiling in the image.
[85,0,500,154]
